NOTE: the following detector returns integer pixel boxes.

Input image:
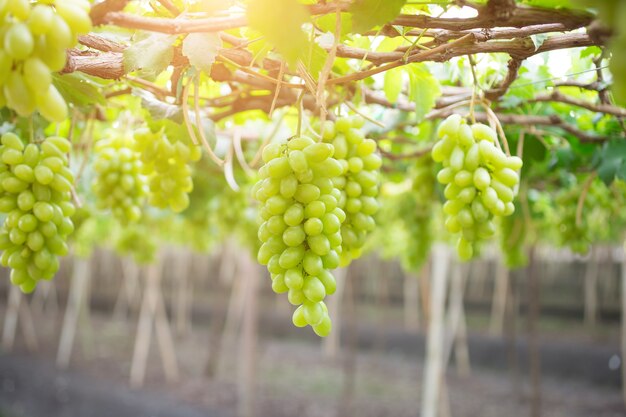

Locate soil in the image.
[0,302,623,417]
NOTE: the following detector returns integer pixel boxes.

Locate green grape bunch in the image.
[498,206,527,269]
[432,114,523,260]
[0,132,75,292]
[0,0,92,121]
[253,136,346,337]
[92,134,148,223]
[134,128,202,213]
[401,158,436,272]
[319,116,381,266]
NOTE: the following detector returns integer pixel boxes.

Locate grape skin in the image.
[0,0,92,121]
[433,114,522,261]
[92,134,148,223]
[319,117,381,266]
[133,128,201,213]
[0,132,75,293]
[254,137,344,337]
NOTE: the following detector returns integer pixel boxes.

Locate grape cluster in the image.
[401,158,436,271]
[432,114,522,260]
[320,117,381,265]
[0,133,75,292]
[253,136,345,337]
[93,135,148,223]
[498,207,527,268]
[0,0,92,121]
[134,128,201,213]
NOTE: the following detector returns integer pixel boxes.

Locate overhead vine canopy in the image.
[0,0,625,332]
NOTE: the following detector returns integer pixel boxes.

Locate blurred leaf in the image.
[182,33,222,73]
[349,0,407,33]
[52,73,106,107]
[595,139,626,184]
[247,0,310,67]
[123,33,176,78]
[384,67,403,103]
[406,64,441,122]
[133,88,183,123]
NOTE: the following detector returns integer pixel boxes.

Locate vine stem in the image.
[269,61,285,117]
[468,55,479,124]
[481,100,510,155]
[576,172,597,228]
[191,77,224,166]
[249,111,286,168]
[182,81,200,146]
[223,141,239,192]
[296,89,306,137]
[233,128,254,177]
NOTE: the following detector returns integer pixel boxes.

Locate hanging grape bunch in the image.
[401,157,436,272]
[0,0,92,121]
[320,116,381,266]
[254,136,345,337]
[92,134,148,223]
[432,114,522,260]
[133,128,202,213]
[0,133,75,292]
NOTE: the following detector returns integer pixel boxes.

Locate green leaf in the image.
[52,73,106,107]
[302,41,328,81]
[315,13,353,38]
[123,33,176,78]
[349,0,407,33]
[133,88,184,124]
[596,139,626,184]
[383,67,403,103]
[182,33,222,73]
[247,0,310,67]
[406,64,441,122]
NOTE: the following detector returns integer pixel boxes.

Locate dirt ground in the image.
[0,301,624,417]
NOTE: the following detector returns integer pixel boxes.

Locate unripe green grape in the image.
[93,134,147,223]
[432,115,522,261]
[0,134,74,293]
[133,129,197,212]
[255,137,342,336]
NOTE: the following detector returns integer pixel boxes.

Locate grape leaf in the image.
[124,33,176,78]
[52,73,106,107]
[595,139,626,184]
[406,64,441,122]
[350,0,407,33]
[182,33,222,73]
[133,88,183,124]
[247,0,310,67]
[384,67,403,103]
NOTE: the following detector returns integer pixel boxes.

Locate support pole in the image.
[57,257,90,369]
[420,245,450,417]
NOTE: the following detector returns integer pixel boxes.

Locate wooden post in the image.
[2,286,38,352]
[338,264,357,417]
[489,259,509,337]
[57,257,91,369]
[112,257,141,320]
[174,248,193,337]
[323,267,347,359]
[584,246,600,327]
[443,263,471,379]
[238,253,259,417]
[505,269,521,396]
[403,271,420,332]
[621,241,626,407]
[130,258,179,388]
[420,245,450,417]
[527,247,541,417]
